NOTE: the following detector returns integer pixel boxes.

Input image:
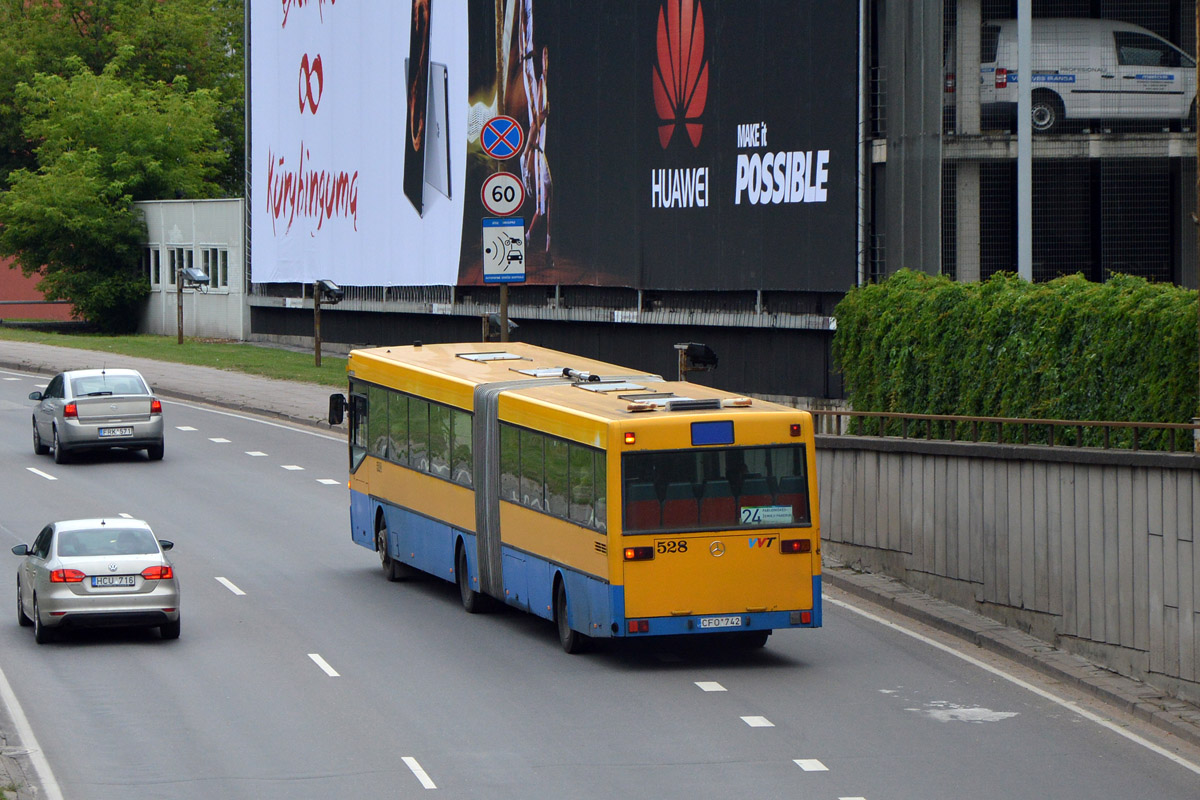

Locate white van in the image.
[979,18,1196,132]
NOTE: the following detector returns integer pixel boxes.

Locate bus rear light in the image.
[789,423,803,437]
[50,568,86,583]
[150,399,162,415]
[63,403,78,419]
[624,546,654,561]
[627,619,650,633]
[791,611,813,625]
[624,432,637,445]
[780,539,811,554]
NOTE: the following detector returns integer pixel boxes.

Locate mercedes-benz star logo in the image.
[709,541,725,557]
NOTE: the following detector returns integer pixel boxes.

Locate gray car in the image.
[12,519,181,643]
[29,368,165,463]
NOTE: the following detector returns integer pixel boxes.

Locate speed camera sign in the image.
[481,172,525,216]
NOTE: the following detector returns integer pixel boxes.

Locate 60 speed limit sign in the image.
[481,172,525,216]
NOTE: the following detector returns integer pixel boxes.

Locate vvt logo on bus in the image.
[749,536,776,549]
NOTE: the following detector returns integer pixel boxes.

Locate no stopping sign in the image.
[481,172,525,216]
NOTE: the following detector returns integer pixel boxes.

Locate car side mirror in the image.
[11,544,28,556]
[328,393,346,426]
[158,540,174,551]
[27,391,42,401]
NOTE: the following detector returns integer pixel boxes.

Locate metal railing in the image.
[811,409,1200,454]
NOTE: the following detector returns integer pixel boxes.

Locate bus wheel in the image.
[456,544,484,613]
[375,520,407,582]
[554,581,587,654]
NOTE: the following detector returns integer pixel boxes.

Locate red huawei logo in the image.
[652,0,709,149]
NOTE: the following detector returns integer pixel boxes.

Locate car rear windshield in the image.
[70,375,148,396]
[622,444,811,533]
[57,528,159,557]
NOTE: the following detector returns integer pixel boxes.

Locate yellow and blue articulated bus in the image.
[329,342,821,652]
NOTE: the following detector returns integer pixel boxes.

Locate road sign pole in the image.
[500,284,510,343]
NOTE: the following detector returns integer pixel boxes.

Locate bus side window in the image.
[429,403,451,477]
[389,393,409,466]
[451,409,473,486]
[499,424,521,502]
[367,385,389,460]
[409,398,430,472]
[568,443,595,527]
[546,438,569,518]
[520,429,545,509]
[349,392,368,472]
[594,450,607,532]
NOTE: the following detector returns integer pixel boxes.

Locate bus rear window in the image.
[622,445,810,533]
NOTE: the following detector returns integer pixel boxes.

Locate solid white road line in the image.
[0,662,65,800]
[741,716,774,727]
[25,468,56,481]
[695,681,726,692]
[794,759,829,771]
[401,756,437,789]
[215,577,246,596]
[828,595,1200,777]
[308,653,340,677]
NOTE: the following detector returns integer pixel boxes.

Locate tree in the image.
[0,51,225,332]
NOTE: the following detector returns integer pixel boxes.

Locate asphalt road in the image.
[1,366,1199,799]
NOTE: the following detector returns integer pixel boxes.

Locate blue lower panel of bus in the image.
[353,492,821,640]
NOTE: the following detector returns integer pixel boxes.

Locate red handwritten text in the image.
[266,142,359,235]
[282,0,337,29]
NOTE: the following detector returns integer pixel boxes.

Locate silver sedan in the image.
[29,368,165,463]
[12,519,181,643]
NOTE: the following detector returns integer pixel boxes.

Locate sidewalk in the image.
[1,337,1199,787]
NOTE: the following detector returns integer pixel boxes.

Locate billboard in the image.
[250,0,858,292]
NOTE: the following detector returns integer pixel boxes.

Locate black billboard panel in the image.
[459,0,858,293]
[404,0,434,216]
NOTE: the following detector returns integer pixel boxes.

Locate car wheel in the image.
[146,441,165,461]
[17,580,32,627]
[456,544,484,614]
[33,596,53,644]
[32,420,49,456]
[52,427,70,465]
[1030,92,1063,133]
[160,617,181,640]
[555,580,587,654]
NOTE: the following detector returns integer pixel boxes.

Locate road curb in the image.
[824,562,1200,749]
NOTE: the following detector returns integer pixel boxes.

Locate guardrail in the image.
[810,409,1200,454]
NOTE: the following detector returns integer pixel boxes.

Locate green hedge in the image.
[832,270,1199,444]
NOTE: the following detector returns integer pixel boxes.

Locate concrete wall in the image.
[817,436,1200,705]
[136,199,247,340]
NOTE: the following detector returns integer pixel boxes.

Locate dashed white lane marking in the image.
[282,465,304,471]
[839,797,867,800]
[741,716,774,727]
[401,757,437,789]
[317,478,340,485]
[829,596,1200,777]
[25,467,56,481]
[215,577,245,596]
[794,759,828,771]
[246,451,267,457]
[308,653,340,677]
[118,513,133,519]
[176,426,197,431]
[209,437,231,443]
[695,681,726,692]
[3,377,20,381]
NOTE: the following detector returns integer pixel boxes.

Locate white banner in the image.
[251,0,468,286]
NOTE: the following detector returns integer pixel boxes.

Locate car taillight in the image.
[141,565,174,580]
[63,402,78,419]
[50,568,86,583]
[995,68,1008,88]
[623,546,654,561]
[150,399,162,415]
[944,72,956,93]
[780,539,812,554]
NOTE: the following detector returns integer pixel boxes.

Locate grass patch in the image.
[0,328,347,387]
